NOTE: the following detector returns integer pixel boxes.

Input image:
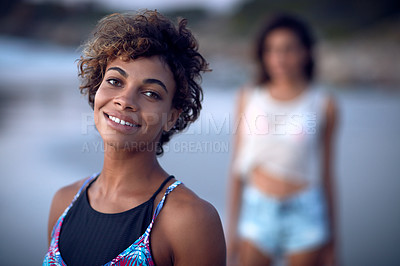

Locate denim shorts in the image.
[238,183,331,256]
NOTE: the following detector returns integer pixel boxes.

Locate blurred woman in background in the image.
[227,14,338,266]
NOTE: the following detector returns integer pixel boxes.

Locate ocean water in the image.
[0,36,399,265]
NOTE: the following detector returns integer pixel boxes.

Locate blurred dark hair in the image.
[78,10,209,155]
[255,14,315,84]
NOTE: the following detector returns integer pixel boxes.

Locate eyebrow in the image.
[106,67,168,93]
[107,67,127,78]
[143,78,168,93]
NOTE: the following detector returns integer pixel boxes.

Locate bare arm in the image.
[322,95,339,240]
[226,87,248,261]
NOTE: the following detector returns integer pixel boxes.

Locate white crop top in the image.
[233,84,330,186]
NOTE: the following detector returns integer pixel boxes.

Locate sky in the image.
[29,0,245,13]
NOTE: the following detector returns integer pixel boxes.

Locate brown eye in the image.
[143,91,161,100]
[107,78,122,87]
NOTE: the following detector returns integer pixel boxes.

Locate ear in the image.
[163,108,182,132]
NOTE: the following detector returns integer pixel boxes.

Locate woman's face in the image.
[94,56,180,152]
[262,28,308,81]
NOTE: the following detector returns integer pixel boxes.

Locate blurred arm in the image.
[322,95,339,241]
[226,87,248,260]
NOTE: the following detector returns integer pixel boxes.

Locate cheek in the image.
[288,49,307,66]
[262,52,271,68]
[142,112,161,130]
[263,52,281,70]
[94,83,114,110]
[93,86,108,124]
[141,105,169,129]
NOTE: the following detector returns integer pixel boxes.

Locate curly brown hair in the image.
[78,10,209,155]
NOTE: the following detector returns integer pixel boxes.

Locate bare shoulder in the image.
[51,178,88,213]
[47,177,90,245]
[239,82,256,91]
[237,83,255,99]
[158,183,226,265]
[164,184,221,226]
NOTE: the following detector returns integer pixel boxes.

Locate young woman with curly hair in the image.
[43,10,226,266]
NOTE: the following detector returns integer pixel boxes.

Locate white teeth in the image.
[107,115,137,127]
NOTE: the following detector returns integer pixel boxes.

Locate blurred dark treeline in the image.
[231,0,400,38]
[1,0,399,45]
[0,0,109,46]
[1,0,399,85]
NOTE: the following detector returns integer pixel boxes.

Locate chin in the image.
[102,139,138,152]
[271,71,297,81]
[102,135,158,154]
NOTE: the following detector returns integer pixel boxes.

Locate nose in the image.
[113,92,139,111]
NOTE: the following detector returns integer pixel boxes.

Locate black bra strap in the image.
[150,175,174,200]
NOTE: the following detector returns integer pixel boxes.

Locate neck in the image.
[269,75,308,91]
[97,142,167,195]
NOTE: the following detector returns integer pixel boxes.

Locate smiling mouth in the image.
[104,113,141,128]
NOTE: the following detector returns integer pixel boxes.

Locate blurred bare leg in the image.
[239,240,272,266]
[286,246,323,266]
